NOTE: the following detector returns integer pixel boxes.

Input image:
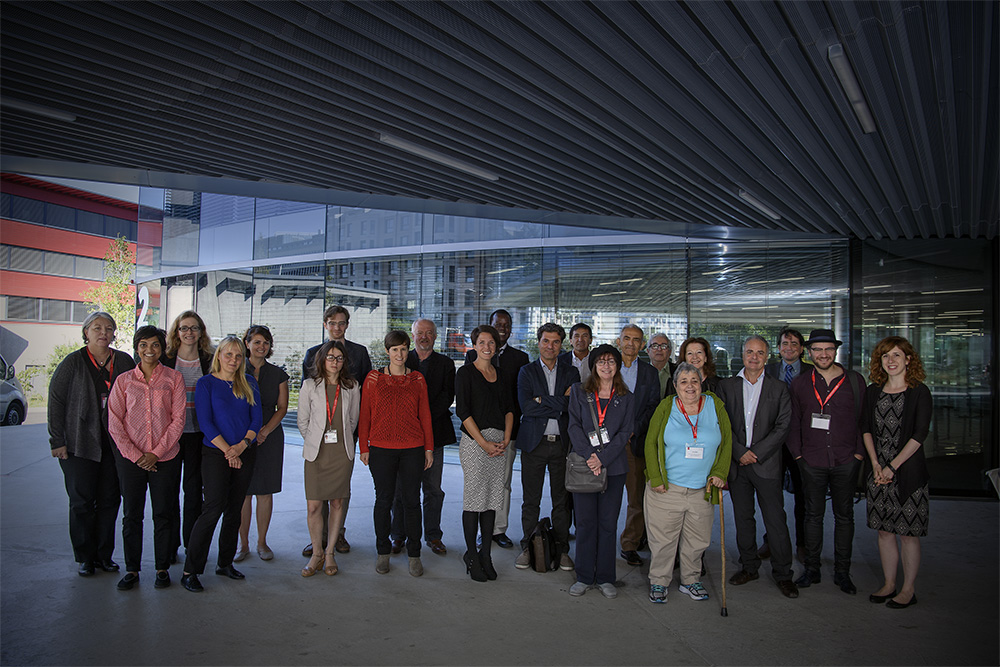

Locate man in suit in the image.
[301,304,373,558]
[760,326,808,562]
[718,335,798,598]
[465,308,529,548]
[647,332,675,399]
[558,322,593,384]
[514,322,578,571]
[617,324,662,567]
[388,319,456,555]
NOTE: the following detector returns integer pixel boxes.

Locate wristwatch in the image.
[242,437,252,448]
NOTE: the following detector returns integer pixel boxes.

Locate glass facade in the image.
[130,185,997,496]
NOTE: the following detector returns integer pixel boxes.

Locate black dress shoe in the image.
[758,542,772,560]
[97,559,120,573]
[78,562,96,577]
[620,550,644,566]
[302,542,313,558]
[492,533,514,549]
[180,573,203,592]
[116,572,139,590]
[778,579,799,598]
[215,565,245,580]
[833,573,857,595]
[390,538,404,554]
[154,571,171,589]
[869,589,897,603]
[794,570,821,588]
[729,569,759,586]
[886,594,917,609]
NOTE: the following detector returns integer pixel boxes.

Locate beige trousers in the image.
[644,483,713,587]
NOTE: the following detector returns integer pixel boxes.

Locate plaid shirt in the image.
[108,364,186,463]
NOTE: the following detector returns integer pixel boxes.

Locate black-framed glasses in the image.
[326,355,345,363]
[178,325,201,333]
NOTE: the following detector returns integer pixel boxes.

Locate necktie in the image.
[493,347,502,369]
[783,364,793,386]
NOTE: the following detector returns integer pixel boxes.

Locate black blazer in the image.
[516,359,577,454]
[764,359,810,382]
[717,374,791,480]
[303,339,373,385]
[862,382,932,499]
[406,350,457,447]
[161,350,212,376]
[629,360,662,456]
[567,384,634,477]
[466,344,530,439]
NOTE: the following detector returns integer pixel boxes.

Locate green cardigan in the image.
[643,392,732,505]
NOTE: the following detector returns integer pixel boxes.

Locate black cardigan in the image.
[862,382,932,499]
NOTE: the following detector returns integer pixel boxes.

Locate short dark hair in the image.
[489,309,512,324]
[471,325,502,348]
[133,325,166,354]
[536,322,566,342]
[384,330,411,350]
[324,305,350,323]
[243,325,274,359]
[569,323,592,338]
[778,326,805,350]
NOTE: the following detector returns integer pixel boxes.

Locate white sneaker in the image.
[559,553,574,571]
[679,581,709,601]
[569,582,589,597]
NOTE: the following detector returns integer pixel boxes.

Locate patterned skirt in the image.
[459,427,507,512]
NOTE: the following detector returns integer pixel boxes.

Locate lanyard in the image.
[812,370,846,415]
[594,389,614,426]
[676,396,704,440]
[326,384,341,427]
[86,348,114,392]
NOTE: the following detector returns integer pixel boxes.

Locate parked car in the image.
[0,354,27,426]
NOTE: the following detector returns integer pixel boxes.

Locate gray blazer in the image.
[297,377,360,462]
[717,374,791,480]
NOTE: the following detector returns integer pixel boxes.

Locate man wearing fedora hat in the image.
[787,329,867,595]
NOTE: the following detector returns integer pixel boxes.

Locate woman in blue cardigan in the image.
[566,344,634,599]
[181,336,262,592]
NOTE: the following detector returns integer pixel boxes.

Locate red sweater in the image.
[358,370,434,453]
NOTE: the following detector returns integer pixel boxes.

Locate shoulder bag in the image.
[564,392,608,493]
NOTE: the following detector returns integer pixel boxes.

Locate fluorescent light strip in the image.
[738,190,781,220]
[379,134,499,182]
[827,44,877,134]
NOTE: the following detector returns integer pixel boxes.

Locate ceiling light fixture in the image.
[827,44,877,134]
[379,133,499,182]
[1,98,77,122]
[738,189,781,220]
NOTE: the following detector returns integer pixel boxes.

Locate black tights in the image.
[462,510,496,556]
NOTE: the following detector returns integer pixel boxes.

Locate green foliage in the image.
[16,365,44,401]
[80,235,136,346]
[46,341,82,379]
[283,351,303,410]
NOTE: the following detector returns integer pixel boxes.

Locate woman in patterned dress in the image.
[862,336,931,609]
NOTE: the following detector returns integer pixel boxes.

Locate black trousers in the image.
[183,445,256,575]
[573,473,626,585]
[798,458,860,574]
[390,446,445,542]
[59,442,120,564]
[172,431,204,553]
[519,437,570,554]
[369,446,424,557]
[729,465,793,581]
[114,449,181,572]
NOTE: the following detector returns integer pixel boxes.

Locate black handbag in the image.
[564,393,608,493]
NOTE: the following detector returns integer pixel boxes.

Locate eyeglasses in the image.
[178,326,201,333]
[648,343,670,351]
[326,320,348,328]
[595,358,617,367]
[325,355,345,363]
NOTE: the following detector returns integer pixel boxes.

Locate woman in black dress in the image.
[862,336,931,609]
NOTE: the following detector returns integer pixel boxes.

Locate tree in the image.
[81,235,136,347]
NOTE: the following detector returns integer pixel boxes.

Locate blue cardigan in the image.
[195,374,263,449]
[567,384,634,477]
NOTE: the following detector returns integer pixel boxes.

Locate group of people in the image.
[49,306,931,609]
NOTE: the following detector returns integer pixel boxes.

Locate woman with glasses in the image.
[297,340,359,576]
[235,325,289,563]
[162,310,214,560]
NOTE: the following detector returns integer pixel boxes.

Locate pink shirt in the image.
[108,364,186,463]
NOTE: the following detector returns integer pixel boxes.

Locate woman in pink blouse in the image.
[108,326,185,590]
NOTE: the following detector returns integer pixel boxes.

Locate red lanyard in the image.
[811,370,846,415]
[676,396,704,440]
[594,389,614,426]
[86,348,114,392]
[326,384,341,426]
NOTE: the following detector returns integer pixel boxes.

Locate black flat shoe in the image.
[116,572,139,590]
[215,565,245,580]
[794,570,821,588]
[886,594,917,609]
[869,589,897,603]
[97,559,120,573]
[833,573,857,595]
[78,562,95,577]
[154,571,171,589]
[492,533,514,549]
[180,573,203,592]
[620,550,644,567]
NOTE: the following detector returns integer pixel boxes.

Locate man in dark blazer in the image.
[617,324,662,567]
[465,308,529,548]
[558,322,593,384]
[718,335,797,598]
[515,322,578,571]
[301,304,373,558]
[387,319,456,555]
[761,326,808,562]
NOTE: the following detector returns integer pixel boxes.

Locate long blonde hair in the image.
[211,336,256,405]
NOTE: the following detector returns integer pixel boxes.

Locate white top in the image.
[738,367,764,448]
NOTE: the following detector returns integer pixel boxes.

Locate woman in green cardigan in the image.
[643,362,731,604]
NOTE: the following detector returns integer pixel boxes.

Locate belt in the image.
[543,434,560,442]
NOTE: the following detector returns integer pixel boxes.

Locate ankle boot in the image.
[464,551,488,582]
[479,550,498,581]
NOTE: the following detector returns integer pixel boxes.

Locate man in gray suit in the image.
[718,335,798,598]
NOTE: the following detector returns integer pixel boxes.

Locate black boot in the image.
[479,510,497,580]
[462,512,487,582]
[479,550,498,580]
[464,551,488,582]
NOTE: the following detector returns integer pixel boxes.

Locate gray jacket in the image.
[48,348,135,461]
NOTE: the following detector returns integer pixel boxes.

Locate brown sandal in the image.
[324,553,338,576]
[302,554,323,577]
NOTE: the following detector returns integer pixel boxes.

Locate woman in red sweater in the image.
[359,330,434,577]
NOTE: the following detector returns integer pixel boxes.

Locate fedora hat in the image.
[805,329,843,347]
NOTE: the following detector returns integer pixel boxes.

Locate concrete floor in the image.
[1,421,997,666]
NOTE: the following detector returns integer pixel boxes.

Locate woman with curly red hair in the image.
[862,336,931,609]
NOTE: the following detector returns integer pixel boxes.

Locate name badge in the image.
[587,427,610,448]
[685,445,704,460]
[811,413,831,431]
[101,393,108,410]
[324,430,338,444]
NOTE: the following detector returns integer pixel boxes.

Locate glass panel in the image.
[159,189,202,269]
[429,214,543,245]
[76,210,104,235]
[10,196,45,225]
[105,216,135,241]
[324,257,400,368]
[46,203,77,231]
[195,270,253,344]
[40,298,71,322]
[45,252,74,277]
[161,275,196,333]
[9,246,43,273]
[337,207,423,251]
[0,245,9,269]
[252,199,326,259]
[6,296,38,320]
[198,194,253,266]
[0,192,11,218]
[74,255,104,280]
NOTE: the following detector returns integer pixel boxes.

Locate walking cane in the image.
[718,488,729,617]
